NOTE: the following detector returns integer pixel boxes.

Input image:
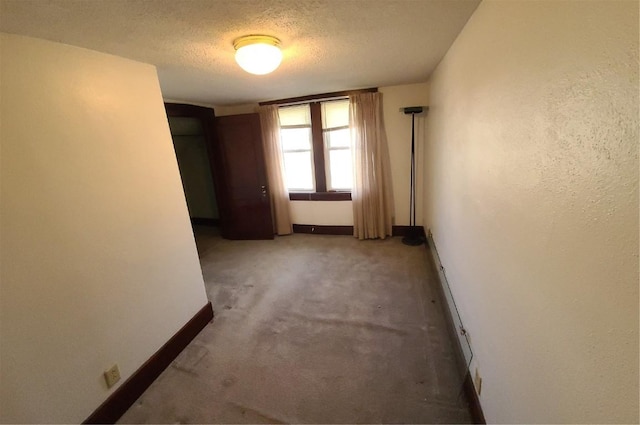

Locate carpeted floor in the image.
[118,226,472,424]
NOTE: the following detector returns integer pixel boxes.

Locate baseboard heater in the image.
[426,230,473,371]
[425,230,485,423]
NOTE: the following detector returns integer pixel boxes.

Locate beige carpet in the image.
[118,227,472,424]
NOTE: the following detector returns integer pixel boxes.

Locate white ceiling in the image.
[0,0,480,106]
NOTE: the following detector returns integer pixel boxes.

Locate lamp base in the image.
[402,227,425,246]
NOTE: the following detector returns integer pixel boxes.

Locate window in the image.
[322,100,352,190]
[279,105,315,191]
[278,99,352,195]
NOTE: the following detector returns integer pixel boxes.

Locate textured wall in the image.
[0,33,209,423]
[424,1,638,423]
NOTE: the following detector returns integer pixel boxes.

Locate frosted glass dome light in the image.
[233,35,282,75]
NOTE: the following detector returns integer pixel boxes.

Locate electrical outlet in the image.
[474,367,482,396]
[104,364,121,388]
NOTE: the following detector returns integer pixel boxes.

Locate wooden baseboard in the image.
[291,224,426,238]
[464,371,486,424]
[424,236,486,424]
[83,302,214,424]
[191,217,219,226]
[391,225,426,237]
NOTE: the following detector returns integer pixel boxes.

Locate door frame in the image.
[164,103,231,237]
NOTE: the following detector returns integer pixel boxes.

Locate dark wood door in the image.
[215,113,274,240]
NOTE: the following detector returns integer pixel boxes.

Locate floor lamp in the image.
[402,106,426,246]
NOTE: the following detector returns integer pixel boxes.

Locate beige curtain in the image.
[258,105,292,235]
[350,92,394,240]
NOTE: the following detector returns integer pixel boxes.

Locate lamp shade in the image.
[234,35,282,75]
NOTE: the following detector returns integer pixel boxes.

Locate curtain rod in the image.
[259,87,378,106]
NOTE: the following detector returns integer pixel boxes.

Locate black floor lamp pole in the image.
[413,121,417,228]
[402,106,425,246]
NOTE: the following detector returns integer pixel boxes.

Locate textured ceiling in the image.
[0,0,480,105]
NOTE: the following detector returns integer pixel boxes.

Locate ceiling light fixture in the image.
[233,35,282,75]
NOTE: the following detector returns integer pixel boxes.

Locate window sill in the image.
[289,192,352,201]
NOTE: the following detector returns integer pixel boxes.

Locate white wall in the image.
[424,1,638,423]
[289,201,354,226]
[0,34,209,423]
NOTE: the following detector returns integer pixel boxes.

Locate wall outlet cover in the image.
[104,364,121,388]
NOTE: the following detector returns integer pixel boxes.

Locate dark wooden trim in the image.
[83,302,214,424]
[259,87,378,106]
[292,224,354,235]
[424,238,486,424]
[289,192,352,201]
[190,217,220,226]
[309,102,327,193]
[391,225,426,237]
[464,371,486,424]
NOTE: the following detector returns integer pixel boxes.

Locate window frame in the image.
[287,101,351,200]
[261,88,377,201]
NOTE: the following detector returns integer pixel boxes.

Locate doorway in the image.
[168,114,219,225]
[165,103,274,240]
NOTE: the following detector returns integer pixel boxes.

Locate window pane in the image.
[328,149,352,190]
[281,127,312,151]
[279,104,311,126]
[325,128,350,148]
[321,99,349,129]
[283,151,314,191]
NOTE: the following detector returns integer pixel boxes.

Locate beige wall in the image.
[0,34,209,423]
[214,103,258,116]
[424,1,638,423]
[290,201,354,226]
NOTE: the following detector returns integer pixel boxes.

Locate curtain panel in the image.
[258,105,293,235]
[349,92,394,240]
